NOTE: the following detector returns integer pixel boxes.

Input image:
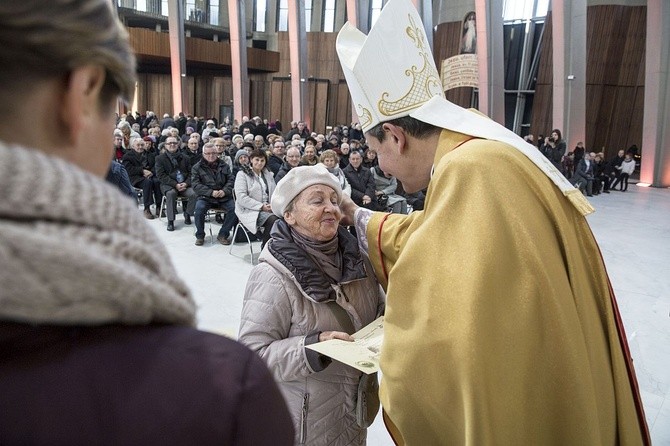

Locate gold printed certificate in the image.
[306,316,384,374]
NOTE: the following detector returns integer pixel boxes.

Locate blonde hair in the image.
[0,0,136,107]
[319,149,339,163]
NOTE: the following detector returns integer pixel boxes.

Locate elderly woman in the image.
[319,149,351,196]
[232,149,250,177]
[301,144,318,166]
[239,165,385,445]
[234,148,278,247]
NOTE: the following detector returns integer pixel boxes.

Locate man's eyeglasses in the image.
[166,142,179,146]
[203,152,218,156]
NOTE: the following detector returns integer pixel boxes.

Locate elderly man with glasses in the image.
[155,136,197,231]
[191,142,237,246]
[267,140,286,176]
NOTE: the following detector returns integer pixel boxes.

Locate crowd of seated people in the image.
[107,112,425,245]
[524,128,638,197]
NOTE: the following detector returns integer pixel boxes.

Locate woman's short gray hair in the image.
[0,0,136,107]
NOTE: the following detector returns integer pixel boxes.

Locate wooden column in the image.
[475,0,505,124]
[228,0,250,123]
[641,0,670,187]
[167,0,186,114]
[551,0,587,152]
[288,0,309,128]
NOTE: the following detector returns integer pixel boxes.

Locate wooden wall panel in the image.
[531,5,646,158]
[609,87,637,151]
[193,77,210,118]
[335,82,351,128]
[304,81,330,134]
[128,27,279,71]
[145,74,173,116]
[593,85,616,151]
[585,84,603,150]
[270,81,284,123]
[256,32,352,131]
[281,81,293,124]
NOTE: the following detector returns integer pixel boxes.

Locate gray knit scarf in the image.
[0,142,196,327]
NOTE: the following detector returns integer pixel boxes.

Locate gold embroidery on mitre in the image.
[377,14,443,117]
[377,52,442,117]
[406,14,427,51]
[356,105,372,129]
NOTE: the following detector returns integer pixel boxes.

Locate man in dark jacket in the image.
[156,136,197,231]
[609,149,626,183]
[191,142,237,246]
[160,113,176,130]
[592,153,611,194]
[182,137,202,166]
[106,159,136,199]
[571,152,596,196]
[123,137,162,219]
[285,120,310,140]
[343,150,381,210]
[175,112,187,135]
[251,116,268,139]
[275,146,301,183]
[267,140,286,176]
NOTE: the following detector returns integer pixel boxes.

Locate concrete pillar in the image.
[346,0,370,34]
[334,0,348,31]
[641,0,670,187]
[475,0,505,124]
[312,0,324,32]
[228,0,250,123]
[167,0,186,114]
[551,0,587,153]
[287,0,309,127]
[411,0,433,50]
[345,0,371,124]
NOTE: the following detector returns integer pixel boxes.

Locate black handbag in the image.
[376,194,389,209]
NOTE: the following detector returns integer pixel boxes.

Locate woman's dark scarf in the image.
[268,219,367,302]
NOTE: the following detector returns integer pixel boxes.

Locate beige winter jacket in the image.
[238,230,384,445]
[234,168,277,232]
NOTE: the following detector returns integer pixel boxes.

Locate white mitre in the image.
[336,0,442,132]
[336,0,593,216]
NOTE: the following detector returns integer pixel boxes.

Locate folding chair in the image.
[158,195,189,221]
[229,222,260,264]
[205,207,228,244]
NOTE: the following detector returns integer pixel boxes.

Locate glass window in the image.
[185,0,196,21]
[370,0,383,28]
[503,0,548,21]
[209,0,219,26]
[161,0,168,16]
[305,0,312,32]
[277,0,288,32]
[255,0,267,32]
[535,0,549,18]
[323,0,335,32]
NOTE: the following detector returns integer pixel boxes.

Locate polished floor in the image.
[147,183,670,445]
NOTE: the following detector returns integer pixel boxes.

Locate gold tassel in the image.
[565,189,595,216]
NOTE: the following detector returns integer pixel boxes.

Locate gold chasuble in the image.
[367,130,648,445]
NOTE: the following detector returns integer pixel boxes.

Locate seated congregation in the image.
[109,114,419,246]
